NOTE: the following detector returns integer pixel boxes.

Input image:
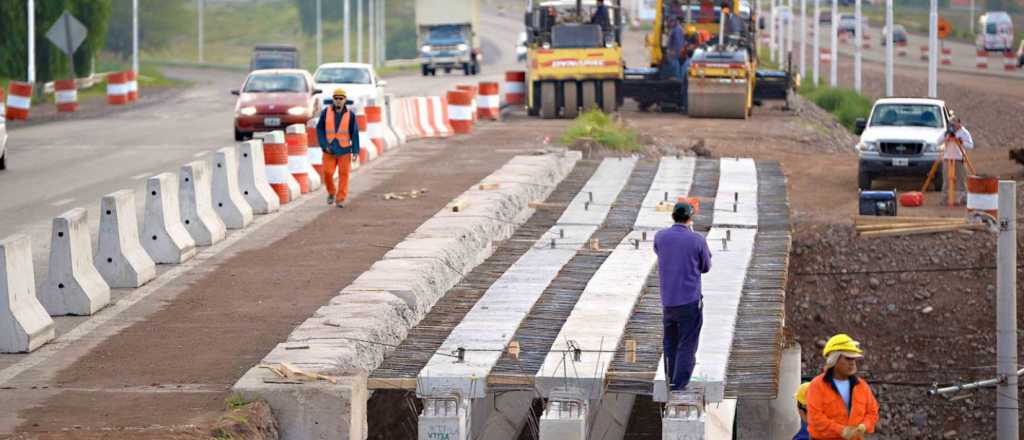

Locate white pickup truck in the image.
[855,97,952,190]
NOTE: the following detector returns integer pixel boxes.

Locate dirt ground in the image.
[3,115,574,439]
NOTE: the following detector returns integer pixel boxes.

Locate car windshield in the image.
[869,104,943,128]
[252,55,297,70]
[243,74,306,93]
[427,26,464,44]
[986,23,998,34]
[315,68,372,84]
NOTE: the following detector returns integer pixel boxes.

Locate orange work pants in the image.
[322,153,353,202]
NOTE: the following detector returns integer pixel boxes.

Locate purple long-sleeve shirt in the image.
[654,223,712,307]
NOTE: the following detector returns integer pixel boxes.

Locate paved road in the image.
[0,7,525,288]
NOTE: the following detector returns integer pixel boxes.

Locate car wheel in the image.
[857,169,872,190]
[445,68,452,74]
[234,127,245,142]
[430,68,437,76]
[0,151,5,170]
[422,65,429,76]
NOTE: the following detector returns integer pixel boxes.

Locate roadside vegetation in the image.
[798,82,873,132]
[561,110,641,152]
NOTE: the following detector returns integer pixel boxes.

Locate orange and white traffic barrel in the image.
[862,33,872,49]
[919,45,929,61]
[456,84,478,121]
[941,47,952,65]
[477,82,500,120]
[897,40,908,57]
[447,90,474,134]
[6,81,33,120]
[54,79,77,113]
[1005,51,1018,71]
[365,104,385,156]
[107,72,129,105]
[306,118,323,175]
[355,103,372,164]
[126,70,139,102]
[967,175,999,217]
[262,131,292,204]
[285,124,311,194]
[976,50,988,69]
[819,48,831,65]
[505,71,526,105]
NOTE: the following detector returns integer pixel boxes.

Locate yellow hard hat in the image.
[822,333,864,357]
[332,88,347,100]
[686,25,697,35]
[795,382,811,406]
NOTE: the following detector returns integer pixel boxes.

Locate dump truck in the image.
[621,0,795,118]
[416,0,482,75]
[524,0,625,119]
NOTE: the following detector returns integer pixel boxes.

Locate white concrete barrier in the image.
[38,208,111,316]
[0,234,56,353]
[142,173,198,264]
[383,94,406,145]
[212,147,255,230]
[95,190,157,288]
[238,140,281,215]
[180,160,228,246]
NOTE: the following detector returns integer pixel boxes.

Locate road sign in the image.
[45,11,87,56]
[937,17,952,39]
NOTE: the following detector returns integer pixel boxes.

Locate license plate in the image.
[892,158,909,167]
[264,117,281,127]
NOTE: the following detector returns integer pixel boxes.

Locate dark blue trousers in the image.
[663,300,703,391]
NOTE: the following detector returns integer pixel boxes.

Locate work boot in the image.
[326,194,335,205]
[336,201,345,208]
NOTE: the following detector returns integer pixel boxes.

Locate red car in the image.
[232,69,321,141]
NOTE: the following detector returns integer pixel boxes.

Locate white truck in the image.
[416,0,482,76]
[855,97,952,190]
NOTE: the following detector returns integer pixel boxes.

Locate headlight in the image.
[239,106,257,116]
[457,43,469,51]
[857,141,878,152]
[924,142,939,152]
[287,106,307,116]
[421,45,432,53]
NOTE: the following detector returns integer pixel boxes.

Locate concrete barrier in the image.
[95,190,157,288]
[233,151,580,440]
[142,173,198,264]
[212,147,255,230]
[238,140,281,215]
[38,208,111,316]
[180,160,228,247]
[1,235,56,353]
[382,94,404,146]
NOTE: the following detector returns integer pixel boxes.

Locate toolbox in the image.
[859,191,898,216]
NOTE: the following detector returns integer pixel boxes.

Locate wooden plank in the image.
[854,215,963,225]
[367,377,418,390]
[478,183,500,190]
[487,374,535,386]
[855,221,966,232]
[859,223,985,238]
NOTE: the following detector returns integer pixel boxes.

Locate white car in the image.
[0,112,6,170]
[855,97,951,190]
[312,62,386,108]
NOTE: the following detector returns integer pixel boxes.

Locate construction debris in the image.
[259,362,338,384]
[854,215,983,238]
[382,188,429,200]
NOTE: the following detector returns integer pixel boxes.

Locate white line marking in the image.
[50,198,74,207]
[131,172,151,180]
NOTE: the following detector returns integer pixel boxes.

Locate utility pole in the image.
[970,0,975,35]
[854,0,862,92]
[928,0,937,97]
[813,0,819,85]
[132,0,139,74]
[357,0,364,62]
[830,0,837,87]
[28,0,36,84]
[344,0,351,62]
[997,180,1019,440]
[885,0,893,96]
[770,0,777,63]
[197,0,204,63]
[380,0,387,64]
[787,0,794,60]
[316,0,322,66]
[369,0,375,66]
[800,0,807,79]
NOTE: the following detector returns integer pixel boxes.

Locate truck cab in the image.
[855,97,950,190]
[250,45,300,71]
[420,24,479,75]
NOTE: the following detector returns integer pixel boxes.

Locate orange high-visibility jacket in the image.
[325,106,353,147]
[807,370,879,440]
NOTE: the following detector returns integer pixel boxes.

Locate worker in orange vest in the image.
[806,334,879,440]
[316,88,361,208]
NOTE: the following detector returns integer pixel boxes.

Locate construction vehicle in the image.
[621,0,795,118]
[523,0,625,119]
[416,0,482,76]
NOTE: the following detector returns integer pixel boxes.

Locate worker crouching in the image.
[807,334,879,440]
[317,89,361,208]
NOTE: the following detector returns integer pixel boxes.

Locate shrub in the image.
[560,110,640,151]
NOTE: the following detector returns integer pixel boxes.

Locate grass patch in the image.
[224,394,250,410]
[798,81,872,132]
[560,110,641,152]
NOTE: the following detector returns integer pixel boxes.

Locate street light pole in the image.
[132,0,139,74]
[885,0,893,96]
[854,0,862,92]
[369,0,375,66]
[316,0,322,66]
[813,0,819,85]
[357,0,364,62]
[800,0,806,79]
[829,0,837,87]
[197,0,204,63]
[381,0,387,64]
[928,0,937,97]
[996,180,1020,440]
[28,0,36,84]
[344,0,351,62]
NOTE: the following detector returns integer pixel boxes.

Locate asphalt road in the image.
[0,7,524,288]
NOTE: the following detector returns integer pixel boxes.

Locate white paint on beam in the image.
[635,157,697,231]
[416,158,637,399]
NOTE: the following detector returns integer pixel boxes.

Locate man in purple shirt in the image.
[653,201,712,392]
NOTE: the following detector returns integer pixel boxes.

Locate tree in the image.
[0,0,112,82]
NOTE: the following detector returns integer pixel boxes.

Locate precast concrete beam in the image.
[212,146,255,229]
[39,208,111,316]
[419,394,471,440]
[0,235,55,353]
[141,173,197,264]
[179,160,227,246]
[237,140,280,215]
[635,157,697,231]
[539,388,588,440]
[95,190,157,288]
